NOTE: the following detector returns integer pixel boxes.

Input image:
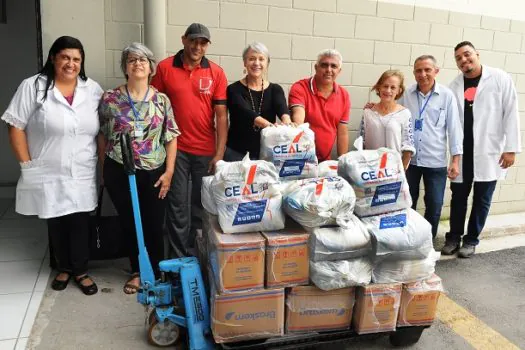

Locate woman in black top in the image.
[226,42,291,161]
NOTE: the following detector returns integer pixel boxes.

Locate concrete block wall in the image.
[84,0,525,217]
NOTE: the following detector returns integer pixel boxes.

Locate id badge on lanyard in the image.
[126,85,149,138]
[416,89,434,132]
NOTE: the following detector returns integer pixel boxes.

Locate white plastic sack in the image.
[338,148,412,217]
[260,123,318,180]
[372,250,440,284]
[282,176,356,228]
[318,160,338,177]
[361,209,433,261]
[212,154,285,233]
[309,215,372,262]
[201,176,218,215]
[310,257,373,290]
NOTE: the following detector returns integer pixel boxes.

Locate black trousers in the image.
[103,157,165,275]
[47,212,90,276]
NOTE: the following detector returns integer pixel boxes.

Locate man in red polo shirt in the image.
[289,49,350,161]
[151,23,228,257]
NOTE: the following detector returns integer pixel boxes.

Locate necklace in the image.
[246,76,264,116]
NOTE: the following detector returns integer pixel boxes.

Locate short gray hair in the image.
[316,49,343,66]
[414,55,438,67]
[242,42,270,64]
[120,42,157,80]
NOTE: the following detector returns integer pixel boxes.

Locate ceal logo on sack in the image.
[224,165,268,197]
[272,131,308,156]
[379,213,407,229]
[361,152,399,181]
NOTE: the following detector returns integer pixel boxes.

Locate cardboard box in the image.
[211,288,285,343]
[208,218,265,293]
[286,285,355,333]
[262,225,309,288]
[398,274,442,327]
[352,283,402,334]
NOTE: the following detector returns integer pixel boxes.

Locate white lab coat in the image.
[449,65,521,183]
[1,74,103,219]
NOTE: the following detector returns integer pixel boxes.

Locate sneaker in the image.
[441,241,460,255]
[458,244,476,258]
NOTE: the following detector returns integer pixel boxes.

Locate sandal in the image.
[74,275,98,296]
[51,273,71,291]
[123,273,140,295]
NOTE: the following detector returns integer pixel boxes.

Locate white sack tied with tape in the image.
[310,257,373,290]
[260,123,318,180]
[201,175,218,215]
[309,215,372,262]
[212,154,285,233]
[361,208,433,261]
[338,148,412,217]
[282,176,356,228]
[372,250,440,284]
[318,160,338,177]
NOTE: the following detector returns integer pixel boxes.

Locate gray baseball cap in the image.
[184,23,211,43]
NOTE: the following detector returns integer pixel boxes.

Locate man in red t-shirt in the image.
[289,49,350,161]
[151,23,228,257]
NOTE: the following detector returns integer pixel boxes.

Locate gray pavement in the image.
[29,248,525,350]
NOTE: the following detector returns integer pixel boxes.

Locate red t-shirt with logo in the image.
[151,50,227,156]
[288,77,350,161]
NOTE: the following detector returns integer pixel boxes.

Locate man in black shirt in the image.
[443,41,521,258]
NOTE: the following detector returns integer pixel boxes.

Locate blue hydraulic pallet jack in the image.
[120,132,215,349]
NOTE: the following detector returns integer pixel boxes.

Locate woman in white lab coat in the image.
[1,36,102,295]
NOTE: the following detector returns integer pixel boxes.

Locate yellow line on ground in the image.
[437,294,520,350]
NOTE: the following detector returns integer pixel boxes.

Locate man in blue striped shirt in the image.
[399,55,463,240]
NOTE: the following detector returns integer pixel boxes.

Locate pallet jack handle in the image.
[120,132,156,289]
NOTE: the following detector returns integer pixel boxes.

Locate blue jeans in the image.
[406,165,447,238]
[445,176,497,246]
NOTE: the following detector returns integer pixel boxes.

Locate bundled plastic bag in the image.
[282,176,356,228]
[361,209,433,261]
[201,175,218,215]
[260,123,318,180]
[338,148,412,217]
[212,154,285,233]
[318,160,338,177]
[310,257,373,290]
[372,250,440,284]
[309,215,372,262]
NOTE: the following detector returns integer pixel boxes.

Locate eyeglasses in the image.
[319,62,339,69]
[126,57,149,65]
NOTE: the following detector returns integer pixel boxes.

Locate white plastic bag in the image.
[309,215,372,261]
[338,148,412,217]
[372,250,440,284]
[360,209,433,261]
[212,154,285,233]
[260,123,318,180]
[282,176,356,228]
[310,257,373,290]
[201,175,218,215]
[318,160,338,177]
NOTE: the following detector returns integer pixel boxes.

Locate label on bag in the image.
[279,159,306,177]
[232,199,268,226]
[379,213,407,229]
[371,181,402,207]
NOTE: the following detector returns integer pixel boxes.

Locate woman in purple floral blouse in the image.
[98,42,180,294]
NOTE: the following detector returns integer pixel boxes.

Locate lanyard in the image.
[416,87,434,119]
[125,85,150,123]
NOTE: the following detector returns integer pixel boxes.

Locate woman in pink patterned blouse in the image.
[98,42,180,294]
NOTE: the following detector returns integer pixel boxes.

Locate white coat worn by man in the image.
[442,41,521,258]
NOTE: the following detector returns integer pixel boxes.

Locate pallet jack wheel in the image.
[389,327,424,347]
[147,312,181,347]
